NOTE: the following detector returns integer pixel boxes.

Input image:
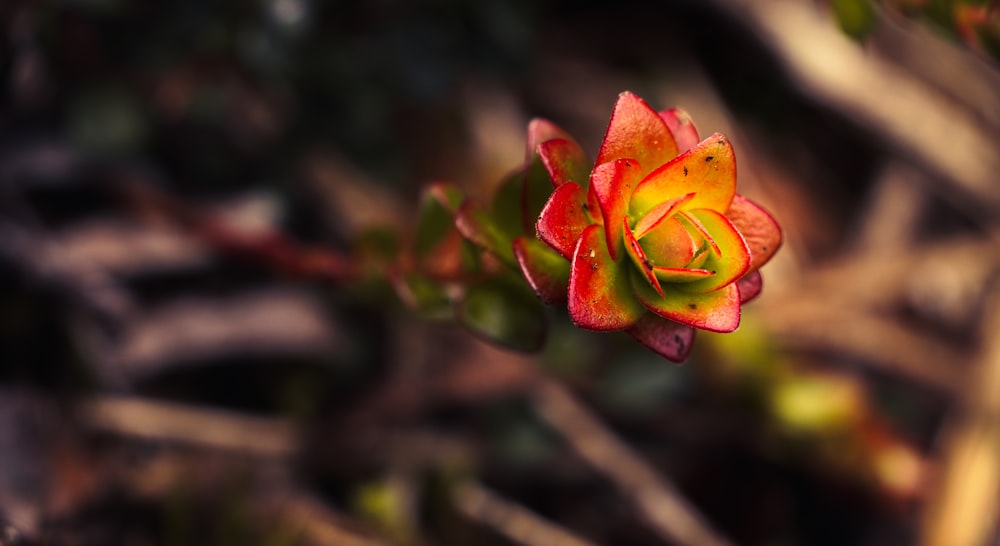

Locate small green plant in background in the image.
[830,0,1000,60]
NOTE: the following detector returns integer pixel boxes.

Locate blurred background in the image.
[2,0,1000,545]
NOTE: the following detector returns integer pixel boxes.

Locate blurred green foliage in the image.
[831,0,1000,61]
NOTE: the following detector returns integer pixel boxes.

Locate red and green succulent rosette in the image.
[516,92,782,362]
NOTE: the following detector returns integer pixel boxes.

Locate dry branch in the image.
[920,279,1000,546]
[0,221,135,323]
[755,299,967,395]
[83,395,300,458]
[531,380,733,546]
[707,0,1000,222]
[453,482,598,546]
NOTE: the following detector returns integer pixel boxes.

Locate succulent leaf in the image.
[659,108,701,153]
[455,201,517,268]
[725,194,782,273]
[589,158,643,261]
[415,183,464,258]
[623,218,664,297]
[630,133,737,217]
[536,181,591,260]
[675,209,751,294]
[513,235,570,304]
[396,272,453,320]
[458,279,547,352]
[627,313,696,363]
[538,138,590,187]
[633,192,695,238]
[596,92,678,177]
[527,118,576,155]
[569,224,645,331]
[638,216,698,269]
[632,270,741,333]
[652,267,715,284]
[492,163,557,240]
[737,270,763,304]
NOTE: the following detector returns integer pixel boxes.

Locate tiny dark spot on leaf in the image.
[582,203,589,211]
[687,303,697,310]
[705,156,714,162]
[683,166,688,176]
[590,263,598,271]
[711,270,716,274]
[762,246,769,252]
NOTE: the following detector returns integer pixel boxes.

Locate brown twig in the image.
[706,0,1000,223]
[0,221,135,325]
[453,482,598,546]
[754,299,967,395]
[82,395,300,459]
[919,278,1000,546]
[530,379,734,546]
[263,489,393,546]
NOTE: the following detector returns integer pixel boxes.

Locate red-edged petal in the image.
[725,194,782,273]
[596,92,679,177]
[527,118,575,154]
[627,313,696,363]
[586,182,603,226]
[589,158,643,261]
[623,218,664,297]
[677,210,721,256]
[653,267,715,283]
[630,133,737,217]
[640,216,697,269]
[632,272,741,333]
[737,270,763,304]
[536,181,592,260]
[676,209,750,294]
[513,235,570,304]
[633,192,695,238]
[660,108,700,153]
[569,224,645,331]
[538,138,589,187]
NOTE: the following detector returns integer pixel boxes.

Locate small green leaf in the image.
[455,201,517,268]
[491,168,531,243]
[831,0,877,40]
[355,227,401,265]
[513,235,570,304]
[492,162,556,241]
[415,183,464,258]
[398,272,453,320]
[458,279,547,352]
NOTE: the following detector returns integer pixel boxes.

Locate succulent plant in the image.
[510,91,781,362]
